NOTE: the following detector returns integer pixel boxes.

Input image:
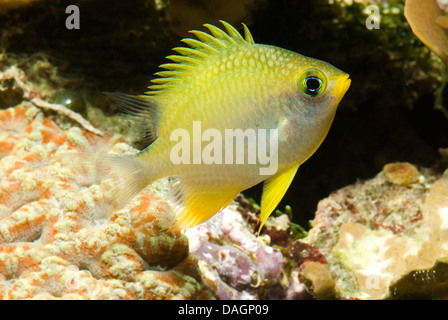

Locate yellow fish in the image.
[85,21,351,234]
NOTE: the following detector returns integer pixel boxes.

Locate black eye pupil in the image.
[305,77,322,94]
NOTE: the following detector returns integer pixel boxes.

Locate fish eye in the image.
[305,77,322,93]
[297,69,327,97]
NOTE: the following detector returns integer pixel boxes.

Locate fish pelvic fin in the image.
[258,164,299,235]
[59,152,151,211]
[169,179,239,231]
[104,92,159,148]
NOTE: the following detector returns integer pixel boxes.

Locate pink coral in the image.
[186,206,306,299]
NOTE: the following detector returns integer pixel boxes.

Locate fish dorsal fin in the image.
[258,164,300,235]
[146,21,255,97]
[104,92,159,147]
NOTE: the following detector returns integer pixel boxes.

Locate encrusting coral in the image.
[0,103,215,299]
[299,161,448,299]
[185,206,309,299]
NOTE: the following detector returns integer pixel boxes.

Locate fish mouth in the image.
[332,73,351,101]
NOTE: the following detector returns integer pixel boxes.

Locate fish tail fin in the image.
[58,152,152,210]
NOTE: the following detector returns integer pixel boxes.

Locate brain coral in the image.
[0,103,216,299]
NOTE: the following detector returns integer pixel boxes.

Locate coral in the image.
[50,89,86,115]
[185,205,309,300]
[2,0,446,300]
[0,66,102,136]
[299,161,448,299]
[382,162,421,187]
[0,103,216,299]
[440,0,448,10]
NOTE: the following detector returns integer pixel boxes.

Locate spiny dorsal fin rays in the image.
[181,38,219,54]
[203,23,238,44]
[219,20,247,43]
[158,63,195,71]
[242,23,255,44]
[148,21,256,95]
[149,77,180,84]
[189,30,227,48]
[203,22,255,45]
[165,55,201,65]
[172,47,210,59]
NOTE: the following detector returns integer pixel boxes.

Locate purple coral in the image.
[186,207,288,299]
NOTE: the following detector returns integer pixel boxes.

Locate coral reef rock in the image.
[300,161,448,299]
[186,206,309,299]
[0,103,215,299]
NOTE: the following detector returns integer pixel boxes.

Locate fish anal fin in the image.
[258,165,299,235]
[169,180,239,231]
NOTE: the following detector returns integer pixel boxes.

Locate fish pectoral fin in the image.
[169,181,239,230]
[258,164,299,235]
[103,92,159,147]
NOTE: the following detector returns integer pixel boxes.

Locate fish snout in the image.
[331,73,351,103]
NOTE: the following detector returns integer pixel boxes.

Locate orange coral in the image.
[0,103,215,299]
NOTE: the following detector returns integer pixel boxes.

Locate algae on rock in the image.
[300,161,448,299]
